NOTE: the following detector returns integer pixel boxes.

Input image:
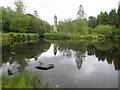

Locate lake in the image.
[1,39,119,88]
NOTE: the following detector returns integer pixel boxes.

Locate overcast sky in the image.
[0,0,120,25]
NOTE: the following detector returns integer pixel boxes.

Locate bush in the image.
[9,33,14,38]
[93,25,115,37]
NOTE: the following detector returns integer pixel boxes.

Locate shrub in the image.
[93,25,115,37]
[9,33,14,38]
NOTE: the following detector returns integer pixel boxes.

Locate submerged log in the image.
[35,62,54,70]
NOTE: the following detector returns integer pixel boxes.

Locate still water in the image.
[1,39,119,88]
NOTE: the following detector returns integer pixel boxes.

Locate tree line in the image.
[1,0,51,36]
[1,0,120,38]
[58,5,120,38]
[87,6,120,37]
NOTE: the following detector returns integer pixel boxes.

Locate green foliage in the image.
[96,7,120,29]
[73,19,88,35]
[2,71,49,88]
[93,25,115,37]
[87,27,93,34]
[58,19,74,33]
[27,14,51,36]
[10,13,31,33]
[0,8,2,31]
[44,32,70,40]
[95,6,120,37]
[2,32,39,41]
[58,4,88,36]
[88,16,97,28]
[1,7,51,36]
[117,6,120,28]
[108,9,117,26]
[58,18,88,35]
[2,7,13,32]
[44,32,99,40]
[97,11,109,25]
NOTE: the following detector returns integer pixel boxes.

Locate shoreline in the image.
[1,32,39,47]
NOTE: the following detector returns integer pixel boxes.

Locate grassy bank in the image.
[0,32,39,47]
[1,72,49,88]
[1,32,39,41]
[44,32,104,40]
[1,32,39,47]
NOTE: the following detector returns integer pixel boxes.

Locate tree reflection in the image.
[87,45,95,56]
[56,40,87,69]
[53,44,57,56]
[2,39,120,71]
[93,40,120,70]
[94,47,120,70]
[62,49,73,58]
[75,51,85,69]
[49,40,120,70]
[2,39,51,71]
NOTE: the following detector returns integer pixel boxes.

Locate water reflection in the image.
[1,39,119,88]
[2,40,120,71]
[75,52,85,69]
[2,39,51,72]
[53,44,57,56]
[52,40,120,70]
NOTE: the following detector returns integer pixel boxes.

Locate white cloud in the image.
[0,0,119,25]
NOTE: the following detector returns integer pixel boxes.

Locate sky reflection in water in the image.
[1,40,119,88]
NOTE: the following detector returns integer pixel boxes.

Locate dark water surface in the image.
[1,39,120,88]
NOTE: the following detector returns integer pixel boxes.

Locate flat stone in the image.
[35,63,54,70]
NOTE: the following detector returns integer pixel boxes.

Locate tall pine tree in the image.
[117,6,120,28]
[97,11,109,25]
[108,9,117,27]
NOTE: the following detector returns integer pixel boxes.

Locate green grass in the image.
[1,32,39,47]
[1,71,49,88]
[2,32,39,41]
[44,32,103,40]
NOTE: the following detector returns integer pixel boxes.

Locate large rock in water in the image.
[35,62,54,70]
